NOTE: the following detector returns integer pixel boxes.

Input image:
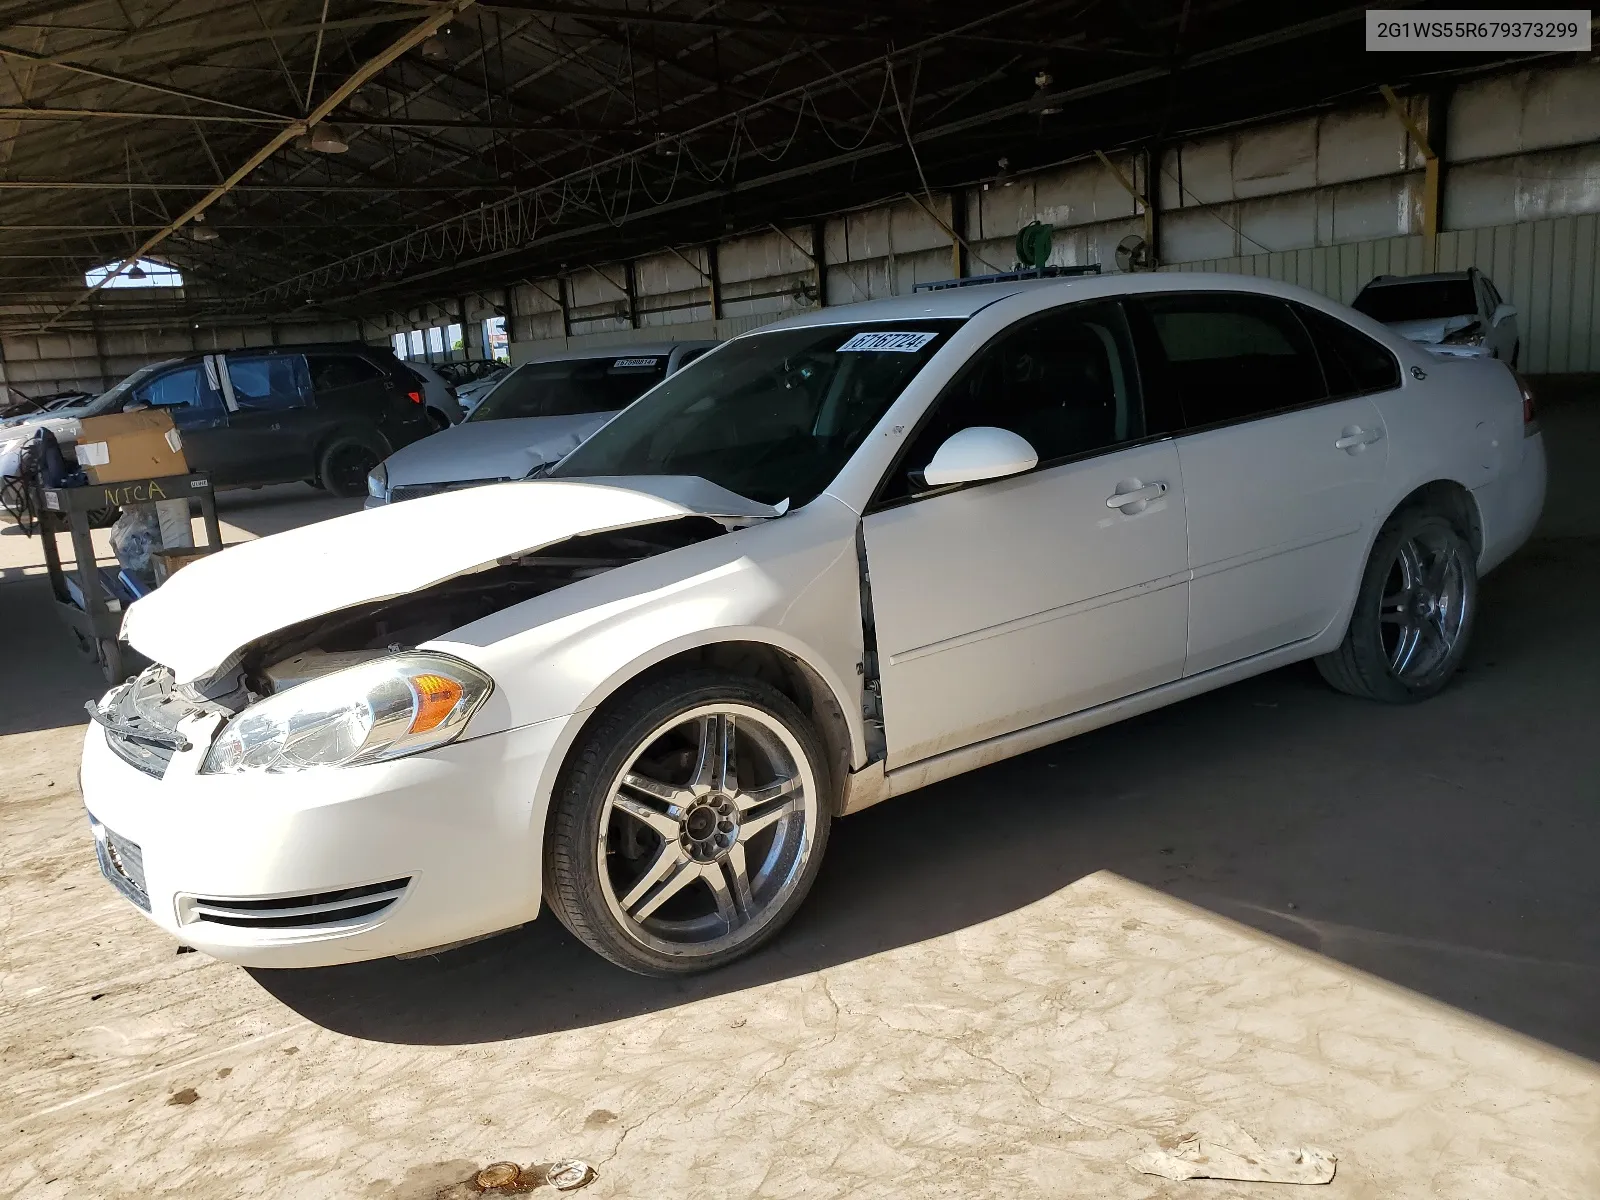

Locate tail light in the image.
[406,389,423,405]
[1511,370,1538,435]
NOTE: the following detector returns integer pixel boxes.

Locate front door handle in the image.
[1106,481,1167,509]
[1336,426,1384,451]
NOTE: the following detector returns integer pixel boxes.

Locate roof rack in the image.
[913,263,1102,292]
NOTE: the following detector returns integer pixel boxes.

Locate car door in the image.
[862,300,1190,769]
[1132,292,1392,676]
[130,359,228,475]
[217,352,315,483]
[1479,274,1518,363]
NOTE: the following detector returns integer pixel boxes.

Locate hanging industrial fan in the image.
[1115,233,1156,272]
[790,278,818,308]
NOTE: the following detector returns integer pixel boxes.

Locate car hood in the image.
[0,413,82,439]
[121,476,780,684]
[1385,314,1477,345]
[382,413,610,486]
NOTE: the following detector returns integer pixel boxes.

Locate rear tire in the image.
[426,408,450,432]
[1316,508,1477,703]
[317,440,380,499]
[543,671,833,976]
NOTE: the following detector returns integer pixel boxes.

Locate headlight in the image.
[367,461,388,500]
[201,652,492,774]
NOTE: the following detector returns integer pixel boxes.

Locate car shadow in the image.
[0,576,108,735]
[254,535,1600,1062]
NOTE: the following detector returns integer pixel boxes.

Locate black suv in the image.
[110,343,432,496]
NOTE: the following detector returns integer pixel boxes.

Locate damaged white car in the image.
[80,273,1546,975]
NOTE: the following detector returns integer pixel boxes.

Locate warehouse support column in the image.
[949,190,968,280]
[811,221,828,307]
[706,243,723,324]
[1381,84,1442,270]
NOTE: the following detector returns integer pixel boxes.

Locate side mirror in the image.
[123,401,150,412]
[919,426,1038,489]
[1491,303,1517,327]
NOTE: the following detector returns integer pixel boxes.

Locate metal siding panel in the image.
[1549,217,1575,372]
[1570,214,1596,371]
[1493,225,1516,300]
[1510,222,1537,371]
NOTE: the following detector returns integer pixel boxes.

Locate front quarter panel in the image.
[429,493,868,763]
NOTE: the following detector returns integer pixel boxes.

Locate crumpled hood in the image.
[1387,314,1477,345]
[0,414,81,441]
[122,476,779,683]
[381,413,610,487]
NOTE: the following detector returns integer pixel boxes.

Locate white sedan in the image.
[80,273,1546,975]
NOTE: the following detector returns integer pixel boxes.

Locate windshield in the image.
[1352,279,1476,323]
[468,354,671,422]
[547,320,963,507]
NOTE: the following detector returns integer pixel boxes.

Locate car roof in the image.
[520,341,714,367]
[1361,271,1475,288]
[750,270,1379,334]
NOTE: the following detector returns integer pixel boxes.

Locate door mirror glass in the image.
[1491,303,1517,327]
[919,426,1038,488]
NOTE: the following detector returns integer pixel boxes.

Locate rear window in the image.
[1352,279,1476,323]
[467,355,669,422]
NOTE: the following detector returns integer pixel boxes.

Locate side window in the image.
[228,354,310,411]
[883,300,1144,503]
[674,347,711,371]
[1138,293,1327,428]
[1295,305,1401,397]
[309,354,383,393]
[134,365,217,410]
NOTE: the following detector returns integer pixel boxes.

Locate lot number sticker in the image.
[612,357,660,368]
[837,331,938,353]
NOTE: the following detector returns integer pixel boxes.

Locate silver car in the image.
[1351,269,1520,365]
[366,342,714,505]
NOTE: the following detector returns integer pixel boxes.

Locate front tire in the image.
[1316,508,1478,703]
[317,440,380,499]
[544,671,833,976]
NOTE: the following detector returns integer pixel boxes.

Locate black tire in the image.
[426,407,450,432]
[317,440,381,498]
[87,505,119,528]
[1316,507,1478,703]
[544,670,834,976]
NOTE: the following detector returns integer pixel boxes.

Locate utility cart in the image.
[34,472,224,684]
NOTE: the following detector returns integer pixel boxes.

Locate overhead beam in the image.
[0,180,527,193]
[36,0,481,332]
[0,41,286,117]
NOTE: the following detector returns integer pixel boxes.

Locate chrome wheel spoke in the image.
[740,774,798,808]
[705,844,753,929]
[739,795,800,842]
[629,855,703,921]
[619,845,686,912]
[612,793,681,840]
[620,771,690,809]
[688,713,735,794]
[1391,622,1423,674]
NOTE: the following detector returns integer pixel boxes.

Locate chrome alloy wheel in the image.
[1380,526,1470,683]
[597,703,819,959]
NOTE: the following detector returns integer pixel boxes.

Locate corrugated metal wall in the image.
[1162,213,1600,374]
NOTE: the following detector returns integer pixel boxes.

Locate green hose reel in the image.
[1015,221,1054,269]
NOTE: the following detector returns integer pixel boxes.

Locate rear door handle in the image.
[1106,481,1167,509]
[1336,426,1383,450]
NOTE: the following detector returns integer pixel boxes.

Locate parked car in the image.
[2,344,432,501]
[82,273,1545,976]
[454,364,511,416]
[401,360,465,428]
[434,359,506,389]
[1351,269,1519,364]
[366,342,714,505]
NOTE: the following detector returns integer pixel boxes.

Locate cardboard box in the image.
[73,409,188,484]
[151,545,217,586]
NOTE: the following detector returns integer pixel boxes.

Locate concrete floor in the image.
[2,415,1597,1199]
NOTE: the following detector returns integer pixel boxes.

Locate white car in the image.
[1351,269,1520,364]
[401,361,465,428]
[366,343,714,505]
[453,365,509,416]
[81,273,1546,976]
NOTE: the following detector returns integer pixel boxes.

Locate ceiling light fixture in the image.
[1032,71,1062,116]
[420,32,450,60]
[125,263,147,280]
[295,123,349,154]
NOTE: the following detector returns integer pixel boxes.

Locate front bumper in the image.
[80,712,569,968]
